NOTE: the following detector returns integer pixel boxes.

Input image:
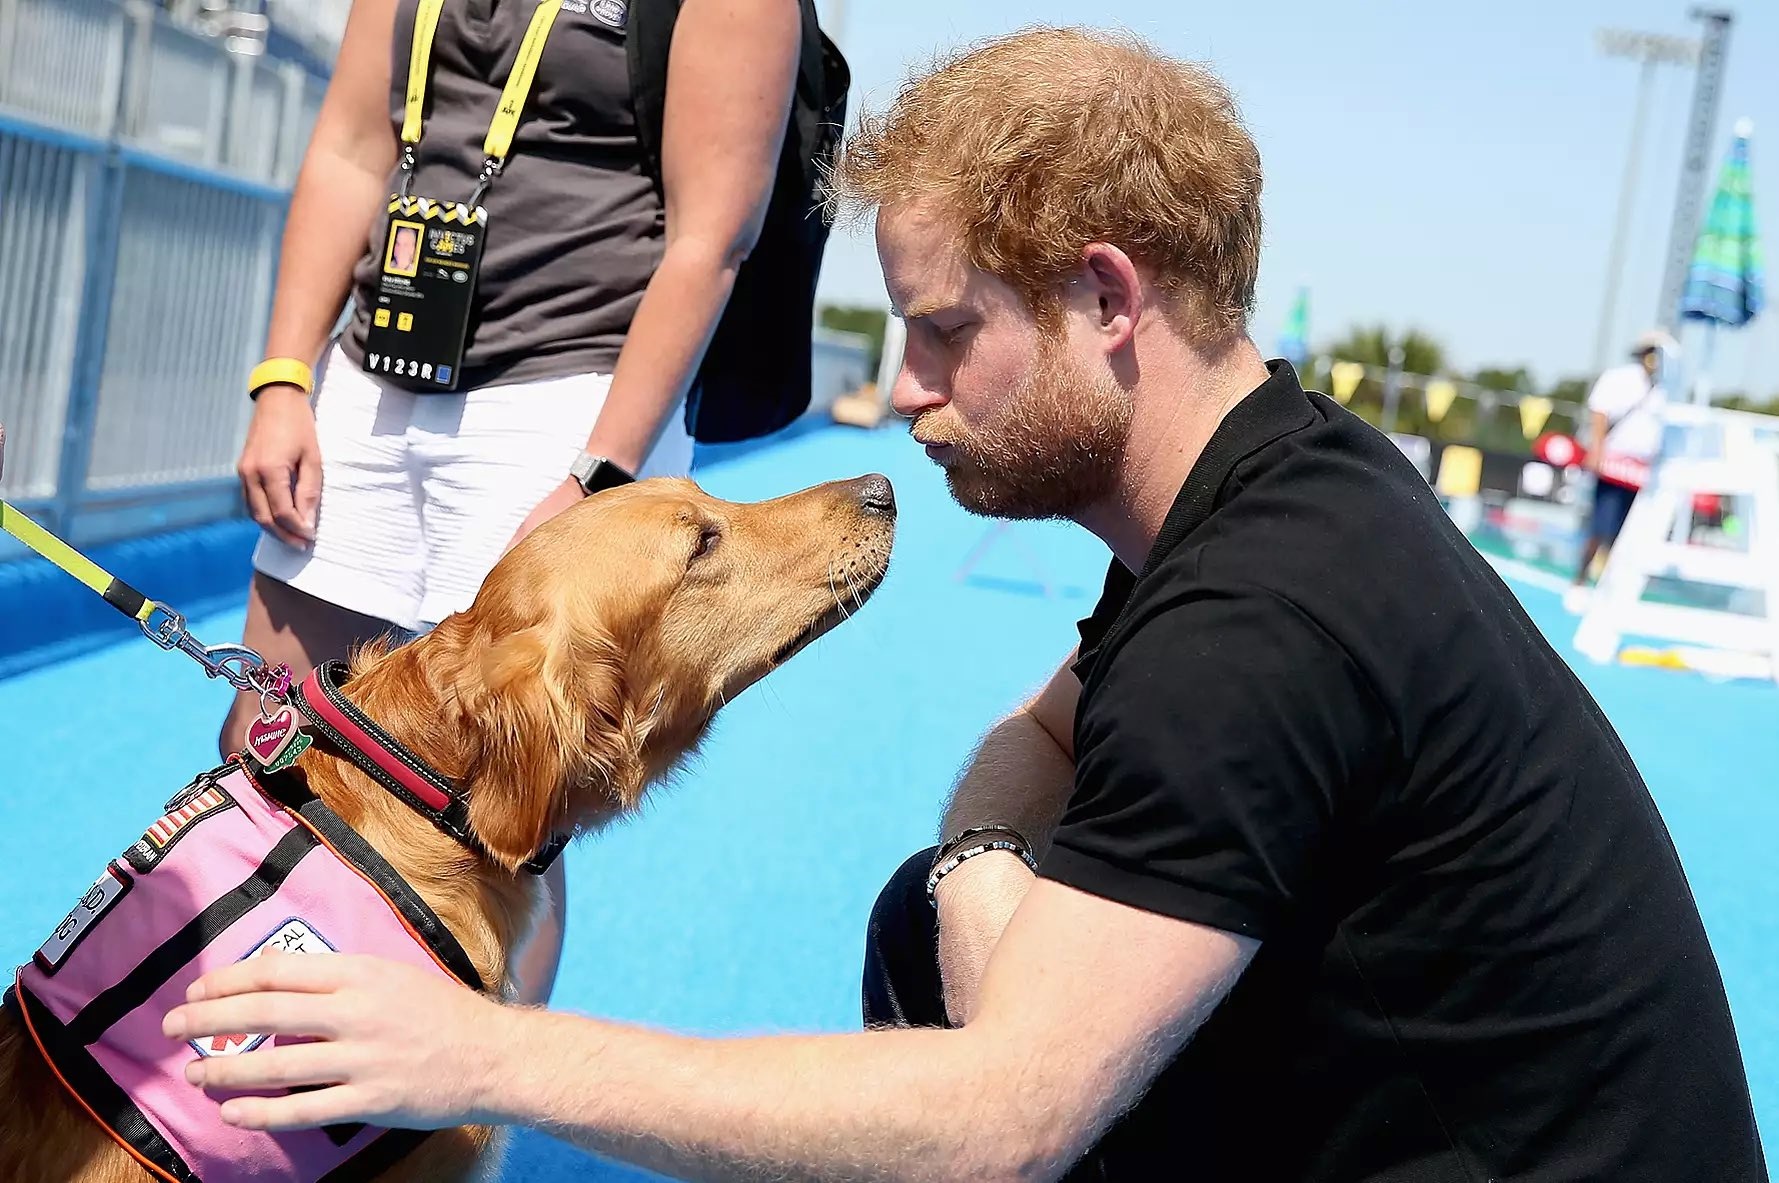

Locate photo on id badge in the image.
[384,220,422,278]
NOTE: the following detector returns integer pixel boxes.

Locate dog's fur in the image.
[0,474,894,1183]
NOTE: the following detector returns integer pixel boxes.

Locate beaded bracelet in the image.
[925,827,1039,908]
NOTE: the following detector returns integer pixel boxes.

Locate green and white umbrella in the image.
[1680,119,1765,402]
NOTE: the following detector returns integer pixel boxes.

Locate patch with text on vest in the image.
[190,917,337,1058]
[124,783,234,873]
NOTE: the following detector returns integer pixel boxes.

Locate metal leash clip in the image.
[139,601,277,696]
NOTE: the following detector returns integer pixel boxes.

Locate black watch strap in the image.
[571,452,636,497]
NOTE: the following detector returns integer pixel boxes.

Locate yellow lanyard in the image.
[398,0,563,190]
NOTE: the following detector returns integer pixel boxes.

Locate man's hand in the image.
[163,953,514,1132]
[504,476,585,556]
[935,850,1036,1025]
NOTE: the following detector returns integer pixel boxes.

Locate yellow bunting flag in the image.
[1519,396,1553,440]
[1330,361,1365,405]
[1424,379,1458,423]
[1435,445,1483,498]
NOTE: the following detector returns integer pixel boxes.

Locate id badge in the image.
[361,195,487,391]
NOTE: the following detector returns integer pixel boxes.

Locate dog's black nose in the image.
[852,474,896,518]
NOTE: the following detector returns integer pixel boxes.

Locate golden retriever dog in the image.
[0,472,896,1183]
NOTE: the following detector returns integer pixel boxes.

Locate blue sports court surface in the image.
[2,423,1773,1177]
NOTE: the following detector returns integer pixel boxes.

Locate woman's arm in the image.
[238,0,400,545]
[505,0,800,558]
[583,0,802,469]
[261,0,400,369]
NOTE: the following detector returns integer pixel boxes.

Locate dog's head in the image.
[403,474,895,870]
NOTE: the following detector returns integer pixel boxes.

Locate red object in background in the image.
[1533,432,1582,468]
[1693,493,1724,517]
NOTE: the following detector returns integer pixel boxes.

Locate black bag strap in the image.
[626,0,849,444]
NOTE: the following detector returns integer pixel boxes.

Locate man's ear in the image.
[458,625,635,872]
[1077,242,1144,354]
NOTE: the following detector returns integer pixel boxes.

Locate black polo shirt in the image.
[1041,362,1766,1181]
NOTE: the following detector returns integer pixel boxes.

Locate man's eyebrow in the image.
[897,297,955,321]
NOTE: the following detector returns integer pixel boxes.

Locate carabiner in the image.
[137,602,272,694]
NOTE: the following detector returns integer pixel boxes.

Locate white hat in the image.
[1631,328,1680,357]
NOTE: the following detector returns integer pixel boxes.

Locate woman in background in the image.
[225,0,806,1002]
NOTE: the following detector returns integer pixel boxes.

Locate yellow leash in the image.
[1,499,157,622]
[1,497,277,693]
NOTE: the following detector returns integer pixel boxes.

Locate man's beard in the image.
[916,343,1132,520]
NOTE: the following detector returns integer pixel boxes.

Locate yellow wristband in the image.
[248,357,315,399]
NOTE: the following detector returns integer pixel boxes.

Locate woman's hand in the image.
[503,476,585,555]
[237,385,323,548]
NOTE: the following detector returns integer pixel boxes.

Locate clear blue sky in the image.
[812,0,1778,395]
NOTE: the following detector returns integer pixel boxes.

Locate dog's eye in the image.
[690,526,722,563]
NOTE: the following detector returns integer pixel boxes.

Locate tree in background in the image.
[1459,365,1536,453]
[1538,376,1591,442]
[1318,327,1595,454]
[1323,325,1450,437]
[817,304,887,375]
[1546,377,1591,404]
[1472,366,1533,394]
[1326,324,1448,375]
[1716,391,1779,415]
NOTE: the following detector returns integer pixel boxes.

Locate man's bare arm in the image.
[939,651,1080,853]
[931,653,1079,1023]
[170,881,1257,1183]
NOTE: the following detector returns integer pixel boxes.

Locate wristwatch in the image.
[569,451,635,497]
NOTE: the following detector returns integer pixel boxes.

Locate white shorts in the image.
[252,342,695,632]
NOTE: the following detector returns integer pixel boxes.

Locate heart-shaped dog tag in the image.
[245,705,301,768]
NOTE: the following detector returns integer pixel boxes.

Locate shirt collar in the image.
[1136,358,1316,578]
[1071,359,1317,680]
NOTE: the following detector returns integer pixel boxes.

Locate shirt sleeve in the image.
[1072,558,1136,676]
[1042,582,1390,940]
[1586,367,1637,418]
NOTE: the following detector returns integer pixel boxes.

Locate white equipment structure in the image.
[1574,404,1779,682]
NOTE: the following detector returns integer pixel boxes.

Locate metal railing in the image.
[0,0,329,556]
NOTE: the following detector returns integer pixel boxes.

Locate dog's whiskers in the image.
[828,559,851,620]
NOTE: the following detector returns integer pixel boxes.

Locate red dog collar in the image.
[290,661,567,875]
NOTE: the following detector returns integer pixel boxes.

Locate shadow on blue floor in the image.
[1,423,1773,1177]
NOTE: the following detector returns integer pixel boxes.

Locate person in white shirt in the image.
[1568,331,1674,608]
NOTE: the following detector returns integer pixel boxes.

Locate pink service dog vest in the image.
[8,762,484,1182]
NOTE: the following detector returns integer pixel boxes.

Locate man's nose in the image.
[888,364,946,420]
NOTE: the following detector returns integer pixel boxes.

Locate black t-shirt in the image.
[1041,362,1766,1182]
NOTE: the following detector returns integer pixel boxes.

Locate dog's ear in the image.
[458,624,636,872]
